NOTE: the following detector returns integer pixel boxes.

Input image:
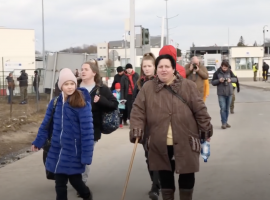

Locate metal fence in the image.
[0,69,45,97]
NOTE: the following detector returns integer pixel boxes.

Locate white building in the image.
[0,27,36,76]
[97,36,168,70]
[97,43,109,68]
[229,46,264,79]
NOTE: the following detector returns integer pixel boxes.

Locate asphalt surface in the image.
[0,86,270,200]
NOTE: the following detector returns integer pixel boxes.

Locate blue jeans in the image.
[218,95,232,124]
[8,88,13,103]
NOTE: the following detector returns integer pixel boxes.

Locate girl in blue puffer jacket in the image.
[31,68,94,200]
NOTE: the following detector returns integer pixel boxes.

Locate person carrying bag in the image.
[31,68,94,200]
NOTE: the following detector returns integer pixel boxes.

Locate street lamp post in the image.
[165,0,169,45]
[130,0,135,66]
[159,0,179,45]
[263,25,268,56]
[42,0,45,69]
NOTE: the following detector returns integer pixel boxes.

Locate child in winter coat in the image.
[31,68,94,200]
[113,83,125,128]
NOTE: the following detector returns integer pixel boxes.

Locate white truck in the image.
[203,54,221,80]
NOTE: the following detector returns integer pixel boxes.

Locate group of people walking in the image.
[30,44,246,200]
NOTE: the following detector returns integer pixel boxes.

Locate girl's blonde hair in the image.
[137,52,156,89]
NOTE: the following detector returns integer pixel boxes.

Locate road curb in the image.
[241,84,270,90]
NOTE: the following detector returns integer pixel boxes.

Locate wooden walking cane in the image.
[121,137,139,200]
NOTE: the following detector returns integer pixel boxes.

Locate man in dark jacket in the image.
[33,70,40,100]
[212,61,237,129]
[110,66,124,91]
[121,63,139,120]
[17,69,28,104]
[262,62,269,81]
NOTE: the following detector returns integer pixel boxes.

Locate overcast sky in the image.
[1,0,270,52]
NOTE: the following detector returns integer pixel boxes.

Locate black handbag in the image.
[42,97,58,180]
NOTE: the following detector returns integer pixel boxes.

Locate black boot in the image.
[148,183,159,200]
[77,190,93,200]
[179,188,193,200]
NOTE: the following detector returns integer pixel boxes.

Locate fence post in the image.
[1,57,4,96]
[36,73,40,112]
[50,52,58,101]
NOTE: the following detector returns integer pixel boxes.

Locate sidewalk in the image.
[240,80,270,89]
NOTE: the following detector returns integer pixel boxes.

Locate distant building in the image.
[190,46,230,62]
[0,27,35,75]
[97,36,167,71]
[189,45,265,80]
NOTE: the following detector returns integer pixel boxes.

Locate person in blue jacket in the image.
[112,82,125,128]
[31,68,94,200]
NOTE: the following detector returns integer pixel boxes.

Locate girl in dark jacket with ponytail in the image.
[132,52,159,200]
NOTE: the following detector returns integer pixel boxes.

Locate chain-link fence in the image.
[0,56,49,130]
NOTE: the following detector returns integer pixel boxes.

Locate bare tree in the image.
[59,44,97,54]
[253,41,258,46]
[105,59,113,67]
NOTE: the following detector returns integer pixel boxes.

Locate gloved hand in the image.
[143,137,150,152]
[237,87,240,93]
[130,128,144,144]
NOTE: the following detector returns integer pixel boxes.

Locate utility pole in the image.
[263,25,268,57]
[158,0,179,45]
[165,0,169,45]
[124,32,127,65]
[42,0,45,69]
[130,0,135,66]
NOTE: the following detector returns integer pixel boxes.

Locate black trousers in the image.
[119,109,125,125]
[143,144,160,191]
[122,108,128,123]
[55,174,91,200]
[126,94,133,119]
[158,146,195,190]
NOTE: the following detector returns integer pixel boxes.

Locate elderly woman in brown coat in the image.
[130,54,213,200]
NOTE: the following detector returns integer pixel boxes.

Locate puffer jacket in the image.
[32,87,94,175]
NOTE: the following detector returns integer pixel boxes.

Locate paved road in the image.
[0,86,270,200]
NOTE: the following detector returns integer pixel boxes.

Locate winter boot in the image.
[148,183,159,200]
[179,188,193,200]
[161,189,175,200]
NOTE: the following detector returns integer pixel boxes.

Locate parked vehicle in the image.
[206,65,217,80]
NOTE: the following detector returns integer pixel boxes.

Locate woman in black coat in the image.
[78,61,118,142]
[78,60,118,186]
[132,53,158,200]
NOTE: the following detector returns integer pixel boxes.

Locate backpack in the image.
[96,87,119,134]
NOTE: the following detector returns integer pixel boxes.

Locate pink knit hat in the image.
[58,68,77,89]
